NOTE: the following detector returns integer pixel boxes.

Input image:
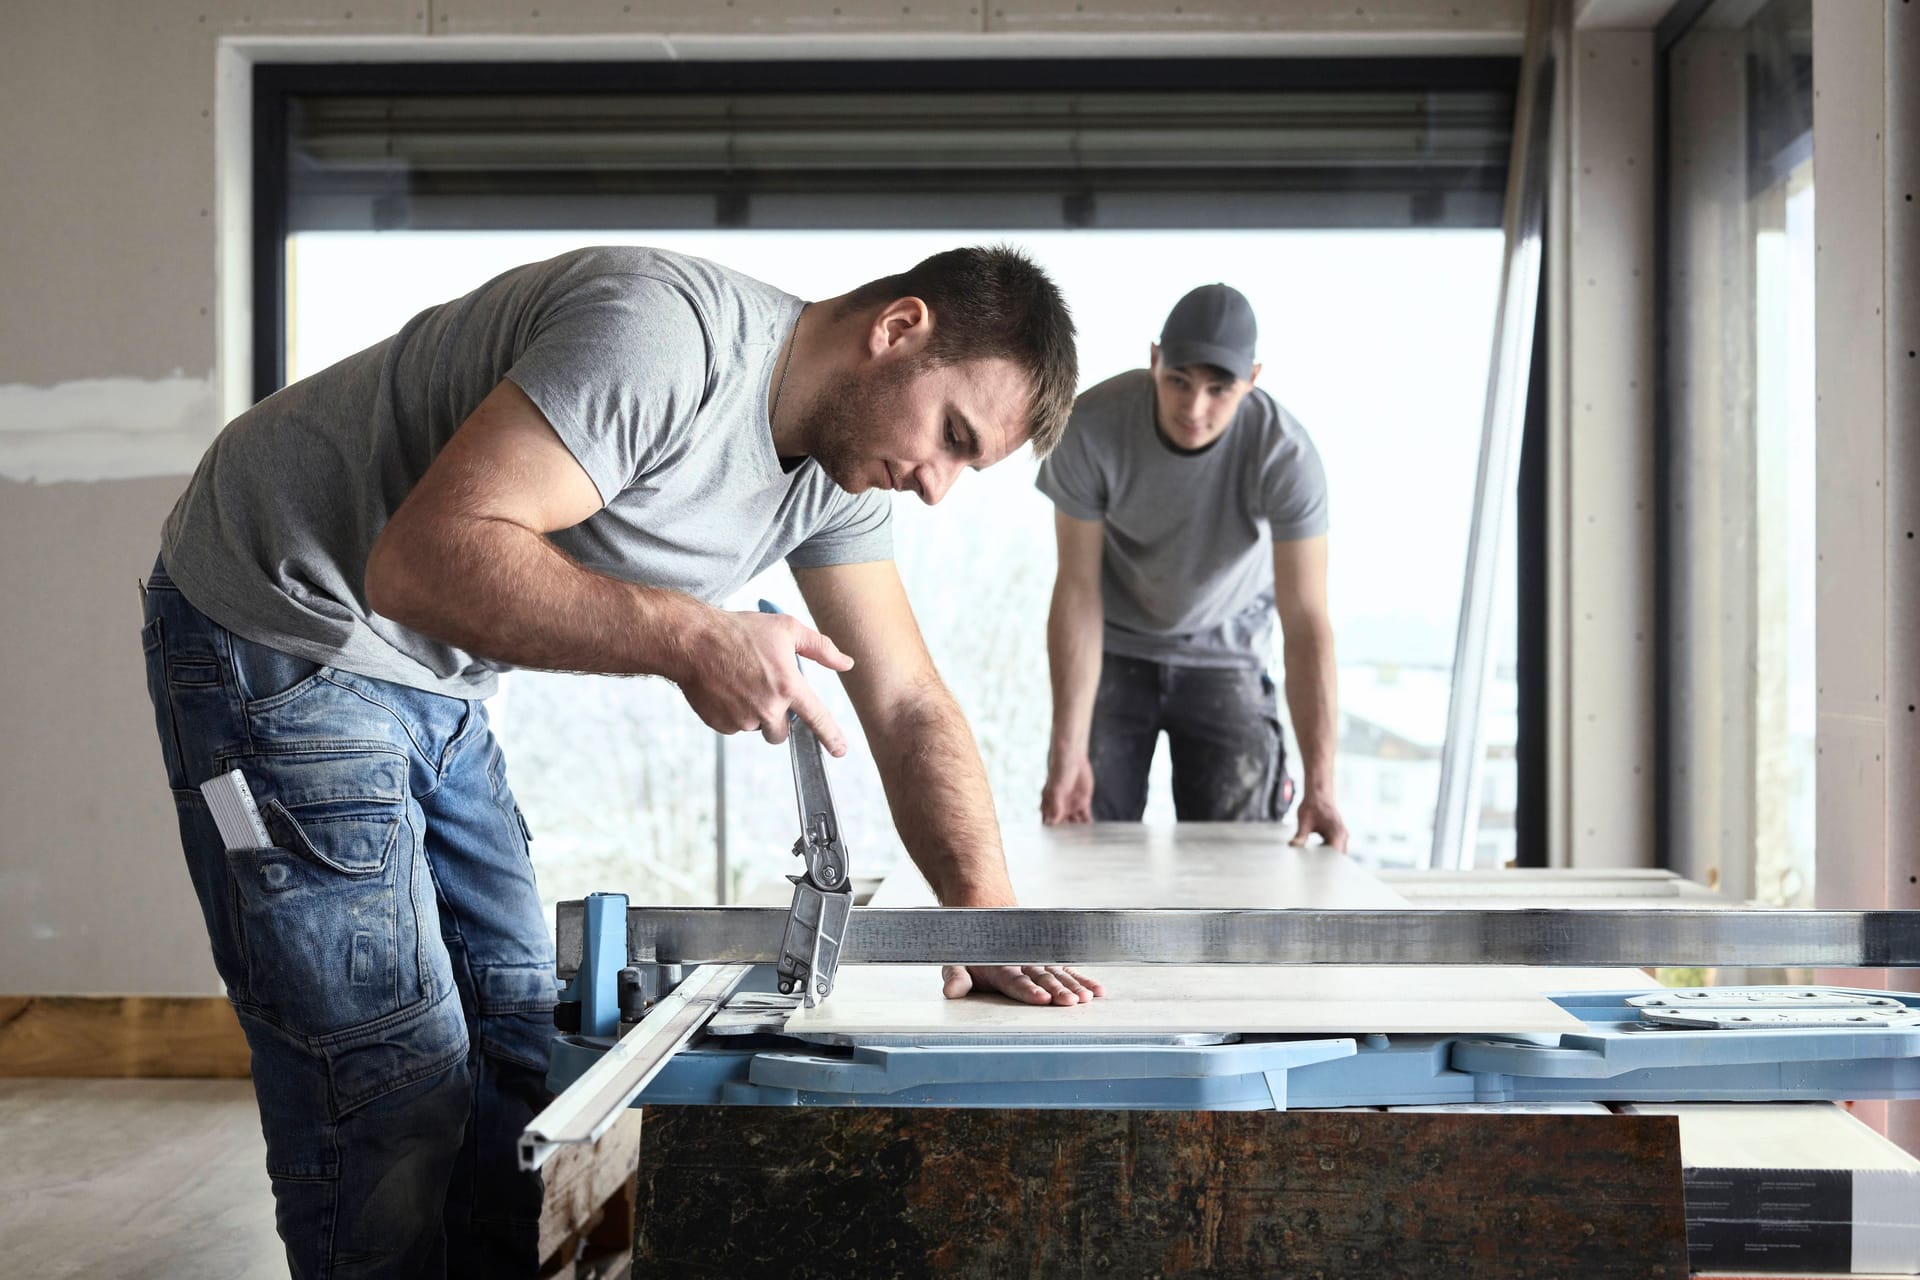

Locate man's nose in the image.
[918,460,960,505]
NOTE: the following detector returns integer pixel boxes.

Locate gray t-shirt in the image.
[1035,368,1328,669]
[162,247,892,698]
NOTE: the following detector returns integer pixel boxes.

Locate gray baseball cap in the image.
[1158,283,1258,382]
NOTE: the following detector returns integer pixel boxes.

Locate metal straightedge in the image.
[520,961,749,1171]
[553,904,1920,975]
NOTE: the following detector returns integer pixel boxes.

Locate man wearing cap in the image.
[1035,284,1348,849]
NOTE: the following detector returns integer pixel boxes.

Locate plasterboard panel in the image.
[1572,0,1671,30]
[1565,29,1656,868]
[1665,28,1752,898]
[1,1,424,387]
[0,477,221,995]
[432,0,983,36]
[1882,0,1920,1157]
[664,31,1511,56]
[1811,0,1887,960]
[1814,713,1888,989]
[1813,3,1887,722]
[989,0,1523,40]
[1883,0,1920,914]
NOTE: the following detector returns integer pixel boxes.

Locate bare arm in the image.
[794,560,1011,905]
[366,378,853,749]
[1042,511,1106,824]
[794,559,1102,1005]
[1272,534,1348,851]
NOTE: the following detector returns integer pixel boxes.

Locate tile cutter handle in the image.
[759,599,854,1006]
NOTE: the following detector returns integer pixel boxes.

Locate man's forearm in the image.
[1282,624,1339,794]
[866,681,1016,907]
[1047,584,1104,758]
[366,514,707,679]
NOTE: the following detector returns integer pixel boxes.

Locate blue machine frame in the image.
[548,896,1920,1113]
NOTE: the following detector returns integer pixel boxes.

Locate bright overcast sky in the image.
[291,227,1509,669]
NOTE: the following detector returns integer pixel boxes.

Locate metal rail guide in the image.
[570,904,1920,971]
[521,960,749,1171]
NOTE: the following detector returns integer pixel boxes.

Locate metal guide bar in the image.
[518,962,749,1172]
[550,905,1920,974]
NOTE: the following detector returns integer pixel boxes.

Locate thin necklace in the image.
[771,301,808,434]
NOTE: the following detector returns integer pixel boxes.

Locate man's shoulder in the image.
[1238,387,1315,452]
[528,246,791,320]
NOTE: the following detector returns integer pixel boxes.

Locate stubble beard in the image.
[797,361,914,493]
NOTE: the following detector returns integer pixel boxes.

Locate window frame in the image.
[250,52,1551,867]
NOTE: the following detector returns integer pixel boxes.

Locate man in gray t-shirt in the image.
[1035,283,1348,849]
[141,245,1099,1276]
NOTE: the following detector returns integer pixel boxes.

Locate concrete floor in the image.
[0,1079,283,1279]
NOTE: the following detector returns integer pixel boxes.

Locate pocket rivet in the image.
[261,862,293,891]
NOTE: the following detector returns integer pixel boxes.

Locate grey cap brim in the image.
[1158,340,1253,382]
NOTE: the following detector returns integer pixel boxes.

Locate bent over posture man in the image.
[1036,283,1348,849]
[141,244,1100,1279]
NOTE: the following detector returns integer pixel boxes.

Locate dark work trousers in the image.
[1088,652,1294,822]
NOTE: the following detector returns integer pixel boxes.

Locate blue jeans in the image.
[140,556,554,1279]
[1089,653,1294,822]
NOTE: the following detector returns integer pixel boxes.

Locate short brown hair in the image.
[839,245,1078,458]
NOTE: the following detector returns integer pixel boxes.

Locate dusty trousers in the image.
[1088,652,1294,822]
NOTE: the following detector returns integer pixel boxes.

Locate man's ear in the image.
[1245,361,1262,387]
[1148,342,1162,372]
[868,295,931,359]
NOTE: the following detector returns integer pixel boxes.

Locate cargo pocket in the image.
[223,749,425,1039]
[1262,716,1294,821]
[478,964,561,1073]
[1258,673,1294,821]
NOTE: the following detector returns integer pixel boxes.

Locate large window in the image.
[262,59,1530,914]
